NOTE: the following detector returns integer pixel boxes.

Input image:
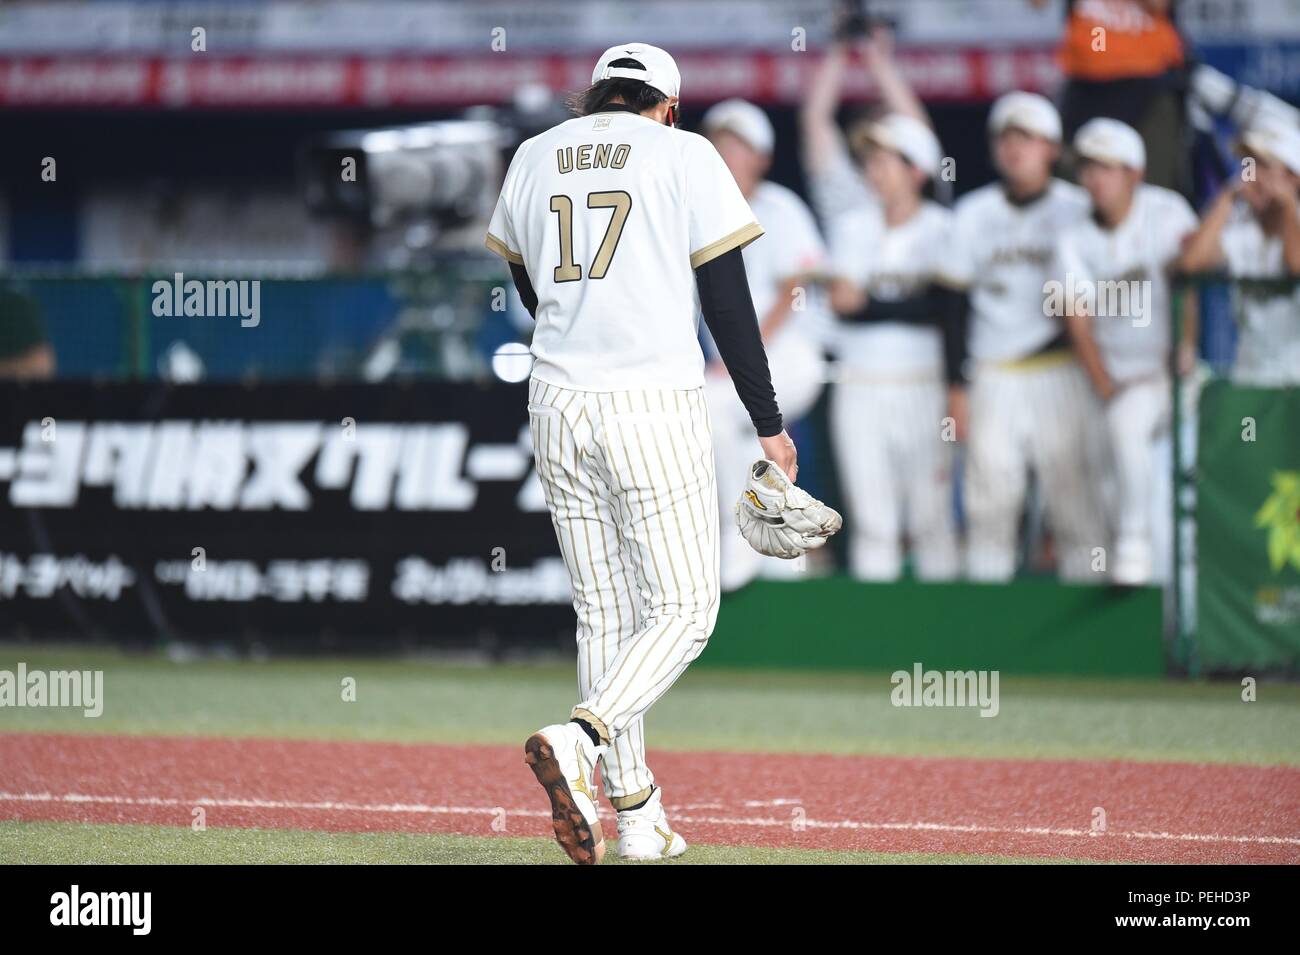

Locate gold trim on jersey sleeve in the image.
[689,221,764,270]
[484,232,524,265]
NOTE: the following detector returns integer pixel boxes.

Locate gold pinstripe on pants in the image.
[526,376,719,801]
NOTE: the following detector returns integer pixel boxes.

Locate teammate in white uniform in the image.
[485,44,796,865]
[824,116,962,580]
[800,28,921,229]
[802,29,961,580]
[1056,119,1199,586]
[1179,117,1300,386]
[699,99,830,591]
[942,92,1107,582]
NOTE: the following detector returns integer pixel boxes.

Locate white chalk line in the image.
[2,791,1297,847]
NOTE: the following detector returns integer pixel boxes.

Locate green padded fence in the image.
[703,577,1165,677]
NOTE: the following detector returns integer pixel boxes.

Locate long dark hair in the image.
[566,58,667,117]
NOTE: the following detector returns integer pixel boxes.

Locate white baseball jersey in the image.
[946,180,1105,584]
[486,111,762,391]
[737,180,827,335]
[827,200,952,376]
[944,179,1091,361]
[701,179,831,357]
[1220,202,1300,387]
[823,200,957,581]
[1054,184,1198,383]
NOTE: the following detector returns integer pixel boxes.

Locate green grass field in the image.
[3,644,1297,764]
[0,821,1095,865]
[3,643,1298,864]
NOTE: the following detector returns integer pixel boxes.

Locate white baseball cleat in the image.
[615,787,687,861]
[524,722,606,865]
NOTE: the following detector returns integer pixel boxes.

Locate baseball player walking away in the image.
[1178,117,1300,387]
[485,44,797,864]
[802,30,961,581]
[699,99,832,591]
[942,92,1108,582]
[1056,119,1199,586]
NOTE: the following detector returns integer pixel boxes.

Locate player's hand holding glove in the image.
[735,459,843,559]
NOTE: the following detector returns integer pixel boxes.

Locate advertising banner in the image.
[1195,381,1300,673]
[0,381,574,649]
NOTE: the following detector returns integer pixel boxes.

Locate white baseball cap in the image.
[988,91,1063,143]
[591,42,681,100]
[1074,117,1146,170]
[702,99,774,155]
[860,113,943,179]
[1240,117,1300,177]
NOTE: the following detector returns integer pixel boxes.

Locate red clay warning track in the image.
[2,733,1298,862]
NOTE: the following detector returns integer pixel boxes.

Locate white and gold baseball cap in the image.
[592,42,681,100]
[702,99,775,154]
[861,113,943,178]
[1239,117,1300,177]
[1074,117,1146,170]
[988,91,1063,143]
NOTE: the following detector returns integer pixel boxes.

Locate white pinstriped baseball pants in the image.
[526,375,720,808]
[964,358,1109,582]
[1104,374,1171,582]
[828,373,959,581]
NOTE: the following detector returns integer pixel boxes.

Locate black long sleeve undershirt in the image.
[695,247,783,437]
[839,284,970,386]
[939,287,969,387]
[839,293,935,325]
[509,262,538,318]
[506,248,782,436]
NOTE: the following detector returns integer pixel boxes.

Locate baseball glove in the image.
[734,459,843,559]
